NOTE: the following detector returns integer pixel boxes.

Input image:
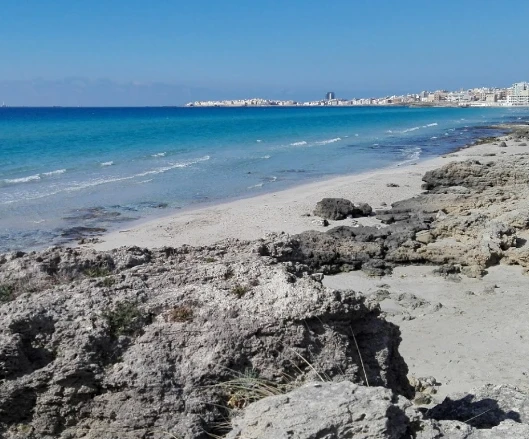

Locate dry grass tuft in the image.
[167,306,194,323]
[231,284,249,298]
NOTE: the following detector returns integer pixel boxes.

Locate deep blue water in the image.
[1,106,528,252]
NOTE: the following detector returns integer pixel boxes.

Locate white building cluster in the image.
[185,81,529,108]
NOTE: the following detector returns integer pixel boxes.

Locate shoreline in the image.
[2,125,529,436]
[90,129,519,251]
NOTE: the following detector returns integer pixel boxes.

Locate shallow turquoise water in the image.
[1,106,528,251]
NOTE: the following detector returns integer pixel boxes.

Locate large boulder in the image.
[225,381,417,439]
[313,198,372,220]
[0,240,411,438]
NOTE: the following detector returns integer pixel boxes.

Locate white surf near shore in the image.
[92,137,525,252]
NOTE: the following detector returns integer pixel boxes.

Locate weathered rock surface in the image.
[226,382,529,439]
[313,198,372,220]
[0,241,410,438]
[225,381,418,439]
[294,158,529,277]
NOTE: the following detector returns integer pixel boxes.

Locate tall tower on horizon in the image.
[325,91,335,100]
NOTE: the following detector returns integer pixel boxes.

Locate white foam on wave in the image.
[42,169,66,176]
[256,139,263,143]
[426,123,438,127]
[402,126,420,133]
[135,155,210,178]
[248,183,264,189]
[261,155,271,159]
[3,174,41,184]
[1,156,211,205]
[290,141,307,146]
[398,146,422,163]
[151,152,166,157]
[316,137,341,145]
[101,161,114,167]
[431,136,438,139]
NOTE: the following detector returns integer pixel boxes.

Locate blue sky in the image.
[1,0,528,105]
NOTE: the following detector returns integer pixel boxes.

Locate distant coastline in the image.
[185,81,529,108]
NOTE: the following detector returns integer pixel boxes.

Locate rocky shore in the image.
[1,125,529,438]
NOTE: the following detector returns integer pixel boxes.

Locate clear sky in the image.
[1,0,528,106]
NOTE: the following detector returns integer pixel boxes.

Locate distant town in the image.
[186,81,529,108]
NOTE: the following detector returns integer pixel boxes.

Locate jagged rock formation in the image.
[226,382,529,439]
[0,241,410,438]
[283,158,529,277]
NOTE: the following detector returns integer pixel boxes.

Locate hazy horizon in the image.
[2,0,528,106]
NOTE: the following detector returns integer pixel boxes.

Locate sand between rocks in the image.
[90,135,529,404]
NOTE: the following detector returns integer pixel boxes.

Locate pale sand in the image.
[90,135,529,403]
[91,138,521,252]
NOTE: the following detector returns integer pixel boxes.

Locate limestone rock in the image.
[0,241,412,438]
[313,198,372,220]
[225,382,416,439]
[314,197,355,220]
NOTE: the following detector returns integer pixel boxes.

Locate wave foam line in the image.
[3,174,41,184]
[316,137,341,145]
[136,155,210,178]
[151,152,166,157]
[0,156,211,205]
[290,141,307,146]
[43,169,66,176]
[101,161,114,167]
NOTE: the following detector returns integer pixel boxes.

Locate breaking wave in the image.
[3,174,41,185]
[399,146,422,163]
[290,141,308,146]
[101,161,114,167]
[316,137,341,145]
[43,169,66,176]
[1,156,211,204]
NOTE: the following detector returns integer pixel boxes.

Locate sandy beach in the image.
[3,129,529,437]
[91,136,523,251]
[90,132,529,403]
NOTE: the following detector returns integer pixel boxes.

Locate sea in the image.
[1,106,528,252]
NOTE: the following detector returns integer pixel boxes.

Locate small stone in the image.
[414,393,433,405]
[415,230,433,245]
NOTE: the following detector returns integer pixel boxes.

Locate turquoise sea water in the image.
[1,106,528,252]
